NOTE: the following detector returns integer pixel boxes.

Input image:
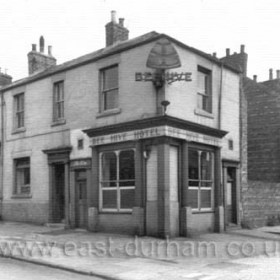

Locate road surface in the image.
[0,257,103,280]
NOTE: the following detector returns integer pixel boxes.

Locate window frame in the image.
[100,65,119,113]
[14,157,31,196]
[14,93,25,130]
[53,80,65,123]
[188,148,214,212]
[197,66,212,114]
[99,148,135,213]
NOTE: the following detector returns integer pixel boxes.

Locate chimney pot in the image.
[226,48,230,56]
[253,75,257,82]
[241,44,245,53]
[111,10,117,23]
[119,18,124,27]
[269,68,273,80]
[48,46,52,56]
[32,44,37,51]
[39,36,45,53]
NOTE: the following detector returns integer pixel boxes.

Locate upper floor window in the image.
[100,65,119,112]
[14,93,25,129]
[197,67,212,113]
[14,157,30,195]
[53,81,64,122]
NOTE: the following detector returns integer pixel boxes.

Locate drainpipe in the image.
[218,63,224,130]
[0,90,4,215]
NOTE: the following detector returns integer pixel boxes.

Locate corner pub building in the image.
[0,11,243,237]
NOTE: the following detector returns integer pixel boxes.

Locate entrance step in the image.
[44,223,66,230]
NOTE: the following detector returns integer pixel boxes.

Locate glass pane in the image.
[187,189,198,209]
[188,180,199,187]
[24,167,30,185]
[201,189,212,208]
[103,190,117,209]
[120,189,134,209]
[16,169,24,193]
[201,151,212,181]
[197,72,206,94]
[101,181,116,188]
[102,152,117,182]
[188,149,199,180]
[104,67,118,90]
[202,95,209,111]
[104,89,118,110]
[119,150,135,182]
[201,181,212,187]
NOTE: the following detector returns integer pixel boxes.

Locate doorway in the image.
[225,167,237,225]
[75,170,88,228]
[52,163,65,223]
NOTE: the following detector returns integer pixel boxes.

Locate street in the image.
[0,257,102,280]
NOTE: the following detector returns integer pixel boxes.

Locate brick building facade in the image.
[0,11,243,237]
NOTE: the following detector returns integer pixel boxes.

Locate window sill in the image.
[99,210,132,214]
[192,210,214,214]
[12,127,26,134]
[51,119,66,127]
[194,108,214,119]
[11,194,32,199]
[96,108,121,119]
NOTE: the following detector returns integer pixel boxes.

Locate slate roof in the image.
[1,31,241,92]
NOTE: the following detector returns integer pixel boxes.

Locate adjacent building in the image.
[0,11,244,237]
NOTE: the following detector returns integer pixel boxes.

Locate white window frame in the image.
[188,149,214,212]
[14,157,30,195]
[197,67,212,113]
[14,93,25,129]
[53,81,64,122]
[100,65,119,112]
[99,148,135,212]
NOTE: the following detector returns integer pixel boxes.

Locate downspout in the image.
[0,89,4,217]
[218,63,224,130]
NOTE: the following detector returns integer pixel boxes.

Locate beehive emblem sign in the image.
[146,38,181,69]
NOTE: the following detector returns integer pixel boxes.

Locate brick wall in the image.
[245,78,280,181]
[242,180,280,228]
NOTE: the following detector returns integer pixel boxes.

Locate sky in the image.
[0,0,280,82]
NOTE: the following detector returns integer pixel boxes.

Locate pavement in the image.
[1,222,280,280]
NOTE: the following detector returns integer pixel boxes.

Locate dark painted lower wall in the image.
[242,180,280,228]
[2,202,49,224]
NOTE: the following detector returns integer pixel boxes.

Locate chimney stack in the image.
[226,48,230,56]
[277,70,280,79]
[0,68,12,87]
[111,10,117,23]
[253,75,257,82]
[48,46,52,56]
[212,52,217,57]
[269,68,273,80]
[105,11,129,47]
[240,44,245,53]
[28,36,56,75]
[119,18,124,27]
[39,36,45,53]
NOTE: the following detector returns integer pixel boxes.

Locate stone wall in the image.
[242,180,280,228]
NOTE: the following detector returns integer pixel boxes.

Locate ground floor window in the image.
[100,149,135,212]
[187,149,214,211]
[14,157,30,194]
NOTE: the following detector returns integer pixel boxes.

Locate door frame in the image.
[69,158,92,228]
[43,147,72,224]
[222,160,240,228]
